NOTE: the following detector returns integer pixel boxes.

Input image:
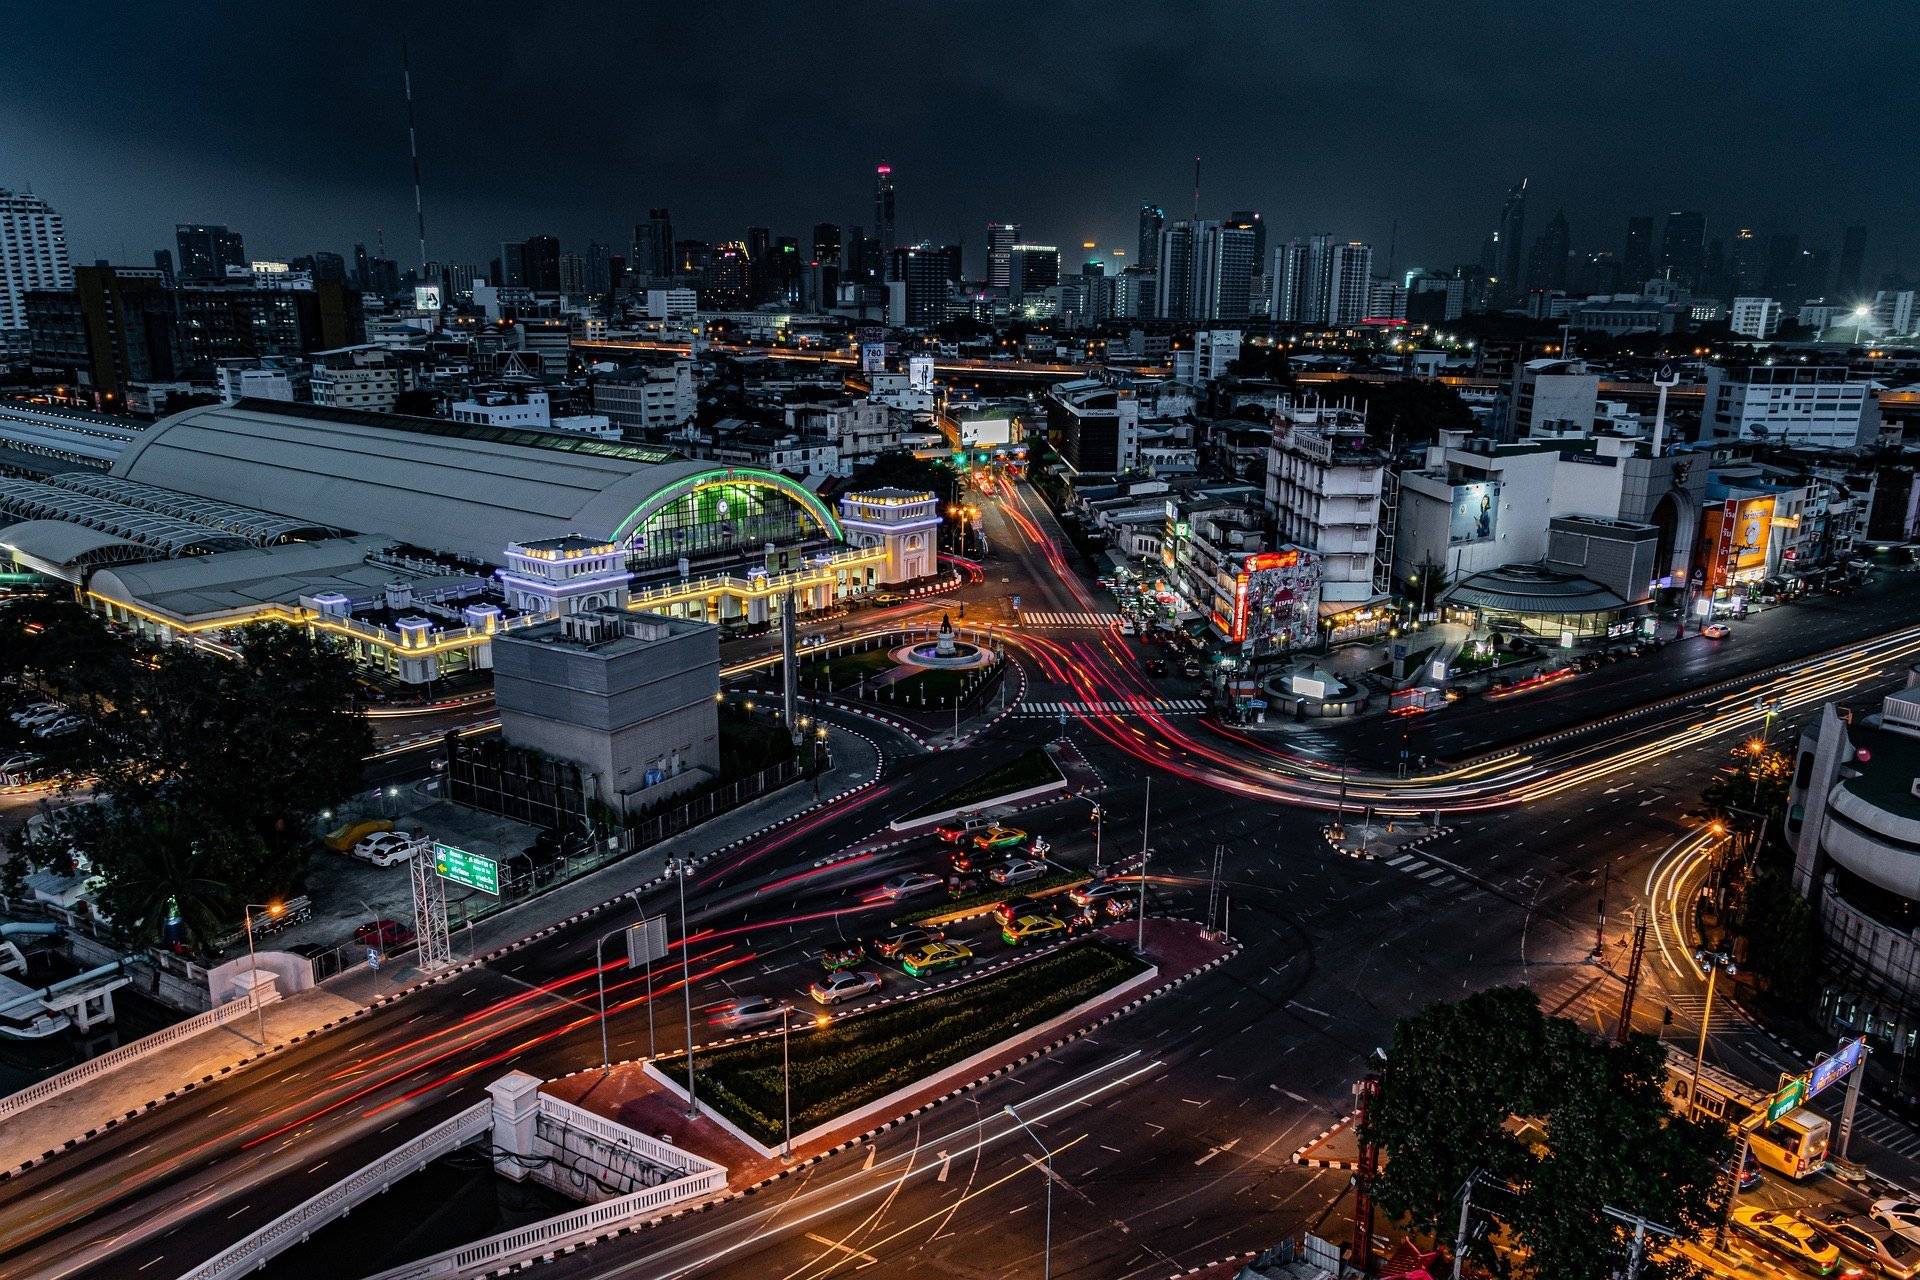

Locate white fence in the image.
[362,1163,726,1280]
[533,1092,712,1177]
[176,1100,492,1280]
[0,986,266,1123]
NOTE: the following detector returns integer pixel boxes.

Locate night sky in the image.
[4,1,1913,280]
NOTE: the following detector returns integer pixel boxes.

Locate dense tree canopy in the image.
[1320,377,1477,447]
[1367,986,1731,1280]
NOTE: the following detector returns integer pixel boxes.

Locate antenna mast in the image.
[403,39,427,276]
[1191,155,1201,221]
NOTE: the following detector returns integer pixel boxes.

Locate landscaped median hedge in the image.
[901,869,1087,925]
[661,940,1147,1148]
[900,746,1064,821]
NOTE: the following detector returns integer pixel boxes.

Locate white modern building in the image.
[1873,289,1916,338]
[1730,296,1783,340]
[1173,330,1241,385]
[1702,364,1874,449]
[593,361,697,432]
[0,189,73,357]
[1510,358,1600,438]
[310,347,410,412]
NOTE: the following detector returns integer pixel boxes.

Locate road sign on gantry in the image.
[1767,1074,1807,1123]
[1806,1037,1867,1101]
[625,916,668,968]
[433,842,500,895]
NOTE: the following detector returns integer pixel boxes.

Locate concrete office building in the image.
[1264,400,1391,607]
[1730,296,1783,340]
[593,362,697,431]
[1703,364,1874,449]
[494,607,721,813]
[1510,358,1600,438]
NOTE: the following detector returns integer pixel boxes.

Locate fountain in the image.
[893,612,993,670]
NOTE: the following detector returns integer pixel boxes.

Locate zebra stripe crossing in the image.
[1018,611,1127,628]
[1016,699,1208,718]
[1380,850,1469,893]
[1665,992,1752,1037]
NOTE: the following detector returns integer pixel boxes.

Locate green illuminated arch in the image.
[611,467,843,551]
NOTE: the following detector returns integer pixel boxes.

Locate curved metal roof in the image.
[0,478,246,557]
[1443,564,1627,615]
[47,472,338,545]
[0,519,153,571]
[114,401,837,563]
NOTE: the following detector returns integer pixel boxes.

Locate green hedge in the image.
[662,940,1146,1147]
[901,869,1086,924]
[902,747,1063,820]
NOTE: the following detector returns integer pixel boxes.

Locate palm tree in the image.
[92,804,236,952]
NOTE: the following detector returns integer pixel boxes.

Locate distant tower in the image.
[874,164,896,258]
[402,39,427,275]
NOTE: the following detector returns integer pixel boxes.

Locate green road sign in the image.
[433,843,500,896]
[1767,1075,1807,1123]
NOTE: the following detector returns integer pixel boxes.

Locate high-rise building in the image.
[26,264,175,403]
[1730,297,1783,340]
[874,164,896,261]
[812,223,842,266]
[1137,205,1165,271]
[1660,211,1705,288]
[887,244,948,327]
[632,209,673,283]
[1269,240,1309,322]
[1525,209,1571,293]
[1324,242,1373,325]
[1155,221,1257,322]
[585,242,612,293]
[1623,216,1655,286]
[1009,243,1059,301]
[1836,225,1868,298]
[987,223,1020,291]
[0,189,72,352]
[1728,228,1765,294]
[559,252,587,295]
[499,240,527,288]
[520,235,562,292]
[175,223,246,282]
[1491,179,1528,302]
[1226,210,1265,267]
[1154,221,1195,320]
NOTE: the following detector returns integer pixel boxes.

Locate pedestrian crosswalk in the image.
[1018,611,1127,628]
[1015,698,1208,718]
[1381,850,1472,895]
[1840,1107,1920,1159]
[1665,992,1754,1037]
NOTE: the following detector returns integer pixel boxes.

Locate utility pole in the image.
[1592,857,1611,961]
[1615,906,1649,1044]
[1352,1074,1381,1277]
[1450,1171,1478,1280]
[1602,1206,1676,1280]
[1136,776,1151,951]
[1205,843,1225,936]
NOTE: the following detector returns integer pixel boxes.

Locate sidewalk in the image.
[0,987,359,1173]
[0,719,883,1172]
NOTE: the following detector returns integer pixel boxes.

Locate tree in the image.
[1226,344,1296,384]
[1368,987,1733,1280]
[1322,378,1476,447]
[1736,868,1822,1002]
[854,449,959,506]
[55,800,243,950]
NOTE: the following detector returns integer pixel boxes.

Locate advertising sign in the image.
[908,355,936,390]
[1448,481,1499,544]
[1224,549,1323,659]
[433,842,500,895]
[860,342,888,374]
[958,416,1013,447]
[413,284,443,311]
[1730,496,1775,576]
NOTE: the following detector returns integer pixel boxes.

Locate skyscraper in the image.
[1270,240,1309,322]
[1492,179,1528,302]
[1659,211,1705,288]
[1325,241,1373,325]
[874,164,896,260]
[632,209,673,283]
[1153,221,1195,320]
[1137,205,1165,271]
[175,223,246,282]
[1226,210,1265,267]
[888,244,947,327]
[987,223,1020,291]
[1622,216,1655,287]
[521,235,562,292]
[1155,221,1256,321]
[1728,228,1765,294]
[1525,209,1570,293]
[812,223,843,265]
[0,189,72,351]
[1837,225,1868,297]
[1009,244,1059,301]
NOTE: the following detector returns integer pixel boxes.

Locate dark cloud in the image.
[2,1,1912,278]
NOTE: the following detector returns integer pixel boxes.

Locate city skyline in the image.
[2,2,1912,281]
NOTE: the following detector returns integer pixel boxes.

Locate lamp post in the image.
[1089,803,1104,877]
[666,856,697,1116]
[594,891,646,1069]
[1136,776,1151,952]
[1004,1104,1053,1280]
[241,901,284,1049]
[1687,949,1737,1121]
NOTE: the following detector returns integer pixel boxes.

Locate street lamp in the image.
[1004,1104,1054,1280]
[1686,948,1737,1122]
[594,890,647,1069]
[1089,803,1104,877]
[665,856,697,1116]
[241,901,284,1049]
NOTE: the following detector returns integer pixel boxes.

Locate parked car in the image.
[32,715,85,739]
[1144,658,1169,677]
[1825,1213,1920,1279]
[9,702,62,726]
[1731,1207,1840,1275]
[708,995,790,1030]
[351,831,417,867]
[354,919,415,949]
[809,969,883,1005]
[15,706,70,730]
[867,926,946,960]
[1,751,44,774]
[989,858,1048,886]
[875,871,944,900]
[970,825,1028,851]
[899,940,972,977]
[1001,914,1068,947]
[1701,623,1732,640]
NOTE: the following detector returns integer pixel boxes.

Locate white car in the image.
[31,716,85,739]
[1874,1199,1920,1247]
[351,832,418,867]
[989,858,1048,886]
[1069,880,1129,907]
[0,752,43,773]
[9,703,62,726]
[708,995,789,1031]
[876,872,943,900]
[809,969,882,1005]
[15,706,70,729]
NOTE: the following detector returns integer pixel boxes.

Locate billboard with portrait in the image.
[1448,481,1499,544]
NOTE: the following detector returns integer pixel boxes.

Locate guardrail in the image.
[0,989,264,1123]
[178,1100,492,1280]
[533,1092,708,1177]
[364,1161,726,1280]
